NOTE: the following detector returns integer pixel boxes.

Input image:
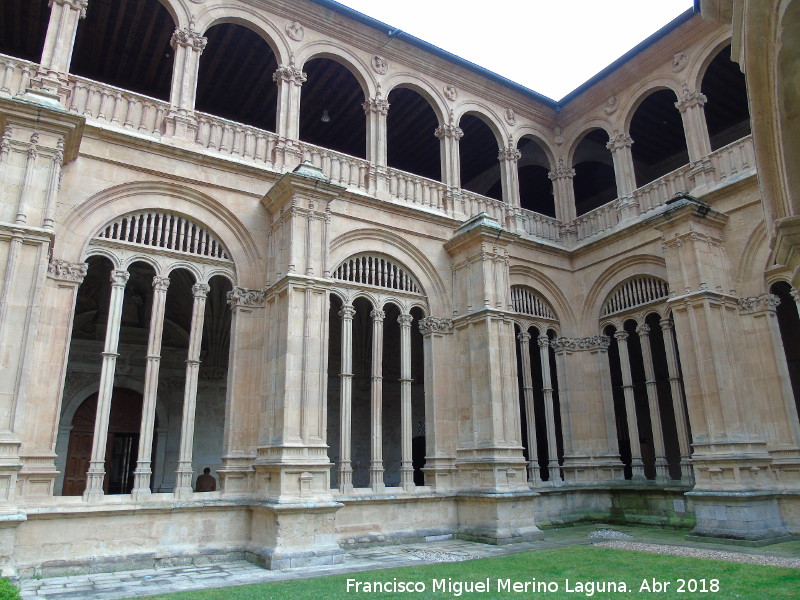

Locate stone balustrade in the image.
[574,203,621,241]
[300,142,369,193]
[633,164,692,213]
[710,135,755,184]
[0,56,36,98]
[195,113,279,168]
[387,167,447,212]
[517,210,562,242]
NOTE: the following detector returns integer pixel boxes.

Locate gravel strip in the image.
[588,528,634,540]
[595,541,800,568]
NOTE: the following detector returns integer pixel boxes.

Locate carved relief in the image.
[551,335,610,352]
[547,158,575,180]
[553,127,564,146]
[604,96,618,115]
[371,55,388,75]
[443,85,457,101]
[47,258,88,283]
[418,317,454,335]
[226,286,265,308]
[738,294,780,314]
[672,51,688,72]
[504,108,516,125]
[285,21,305,41]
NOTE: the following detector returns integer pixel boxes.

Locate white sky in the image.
[332,0,695,100]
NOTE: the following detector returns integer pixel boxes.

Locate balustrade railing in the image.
[710,135,754,184]
[387,168,447,212]
[517,210,562,242]
[633,164,692,214]
[300,143,369,192]
[460,190,507,224]
[0,55,35,98]
[575,202,620,241]
[195,113,279,168]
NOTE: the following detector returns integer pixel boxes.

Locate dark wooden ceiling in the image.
[702,45,751,150]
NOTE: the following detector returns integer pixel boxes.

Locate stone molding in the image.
[47,258,87,283]
[738,293,780,314]
[551,335,610,352]
[418,316,453,335]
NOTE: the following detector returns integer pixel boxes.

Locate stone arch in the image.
[456,104,507,149]
[514,130,556,169]
[689,31,737,92]
[509,265,577,332]
[564,120,614,166]
[60,181,261,287]
[620,79,682,133]
[296,43,375,98]
[735,221,770,297]
[192,3,290,64]
[382,75,448,126]
[329,228,449,316]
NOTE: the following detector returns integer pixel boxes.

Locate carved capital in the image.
[418,316,454,335]
[606,131,633,151]
[434,124,463,141]
[370,309,385,321]
[152,276,171,292]
[398,313,413,327]
[110,270,130,287]
[517,331,531,343]
[659,318,674,332]
[613,330,629,342]
[547,158,575,181]
[536,334,549,348]
[738,293,780,314]
[47,258,87,283]
[170,27,207,52]
[192,282,211,298]
[339,305,356,320]
[635,323,650,337]
[226,286,263,308]
[675,82,707,112]
[49,0,88,18]
[498,146,522,163]
[363,96,389,116]
[273,64,307,85]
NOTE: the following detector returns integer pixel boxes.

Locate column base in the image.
[218,454,256,496]
[686,491,790,545]
[421,456,457,491]
[247,501,344,569]
[562,455,626,485]
[456,492,543,544]
[253,444,334,502]
[454,448,529,492]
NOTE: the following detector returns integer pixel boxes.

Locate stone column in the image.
[606,132,639,222]
[364,91,389,196]
[517,332,539,483]
[84,269,129,502]
[614,330,645,479]
[42,139,65,231]
[131,276,170,499]
[163,25,208,142]
[636,323,669,481]
[27,0,88,105]
[547,159,577,224]
[174,282,209,500]
[434,122,463,193]
[273,63,306,171]
[369,308,385,491]
[675,82,715,191]
[337,304,355,493]
[398,313,415,490]
[659,318,693,481]
[498,144,522,208]
[538,335,559,483]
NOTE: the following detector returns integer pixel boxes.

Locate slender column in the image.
[607,132,639,221]
[364,91,389,196]
[273,63,306,142]
[517,332,539,483]
[614,330,645,479]
[434,121,463,191]
[337,304,355,493]
[369,309,385,491]
[498,144,522,207]
[83,269,129,502]
[659,318,692,481]
[398,313,414,490]
[42,139,65,230]
[163,25,207,141]
[636,324,669,481]
[675,82,714,190]
[538,335,560,483]
[174,282,210,499]
[131,276,170,499]
[547,159,577,223]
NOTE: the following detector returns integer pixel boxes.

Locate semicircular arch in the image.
[295,43,375,97]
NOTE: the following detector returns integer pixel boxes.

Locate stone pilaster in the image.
[547,159,577,223]
[364,91,389,196]
[163,24,208,142]
[25,0,88,106]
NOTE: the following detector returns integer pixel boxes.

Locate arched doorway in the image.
[63,388,156,496]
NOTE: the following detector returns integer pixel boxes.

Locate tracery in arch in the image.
[511,285,557,321]
[601,276,669,318]
[332,254,422,295]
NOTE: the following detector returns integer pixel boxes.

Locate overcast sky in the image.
[332,0,695,100]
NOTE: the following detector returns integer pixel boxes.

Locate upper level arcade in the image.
[0,0,753,247]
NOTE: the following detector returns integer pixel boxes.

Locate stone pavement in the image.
[18,525,800,600]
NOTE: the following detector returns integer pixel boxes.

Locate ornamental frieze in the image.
[47,258,88,284]
[738,293,780,314]
[418,317,454,335]
[226,286,266,308]
[551,335,610,352]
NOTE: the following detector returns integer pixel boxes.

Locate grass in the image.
[137,546,800,600]
[0,577,20,600]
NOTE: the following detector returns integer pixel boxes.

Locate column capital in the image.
[418,316,454,335]
[192,282,211,298]
[170,26,207,53]
[49,0,88,18]
[613,330,629,342]
[434,124,463,141]
[536,334,549,348]
[517,331,531,343]
[498,146,521,163]
[790,288,800,303]
[675,81,707,112]
[273,63,307,86]
[363,96,389,116]
[370,309,385,321]
[110,270,130,287]
[547,158,575,181]
[47,258,87,284]
[738,293,780,314]
[152,276,171,292]
[635,323,650,337]
[226,286,264,308]
[338,305,356,320]
[659,317,674,331]
[606,131,633,151]
[397,313,413,327]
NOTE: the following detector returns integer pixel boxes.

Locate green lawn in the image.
[137,546,800,600]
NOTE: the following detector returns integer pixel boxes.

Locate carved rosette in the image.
[273,64,307,86]
[170,27,208,52]
[551,335,611,353]
[49,0,89,18]
[675,82,707,112]
[738,294,780,314]
[606,132,633,152]
[434,124,463,141]
[418,317,454,335]
[226,286,265,308]
[547,158,575,181]
[47,258,88,284]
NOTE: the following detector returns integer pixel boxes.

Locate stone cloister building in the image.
[0,0,797,575]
